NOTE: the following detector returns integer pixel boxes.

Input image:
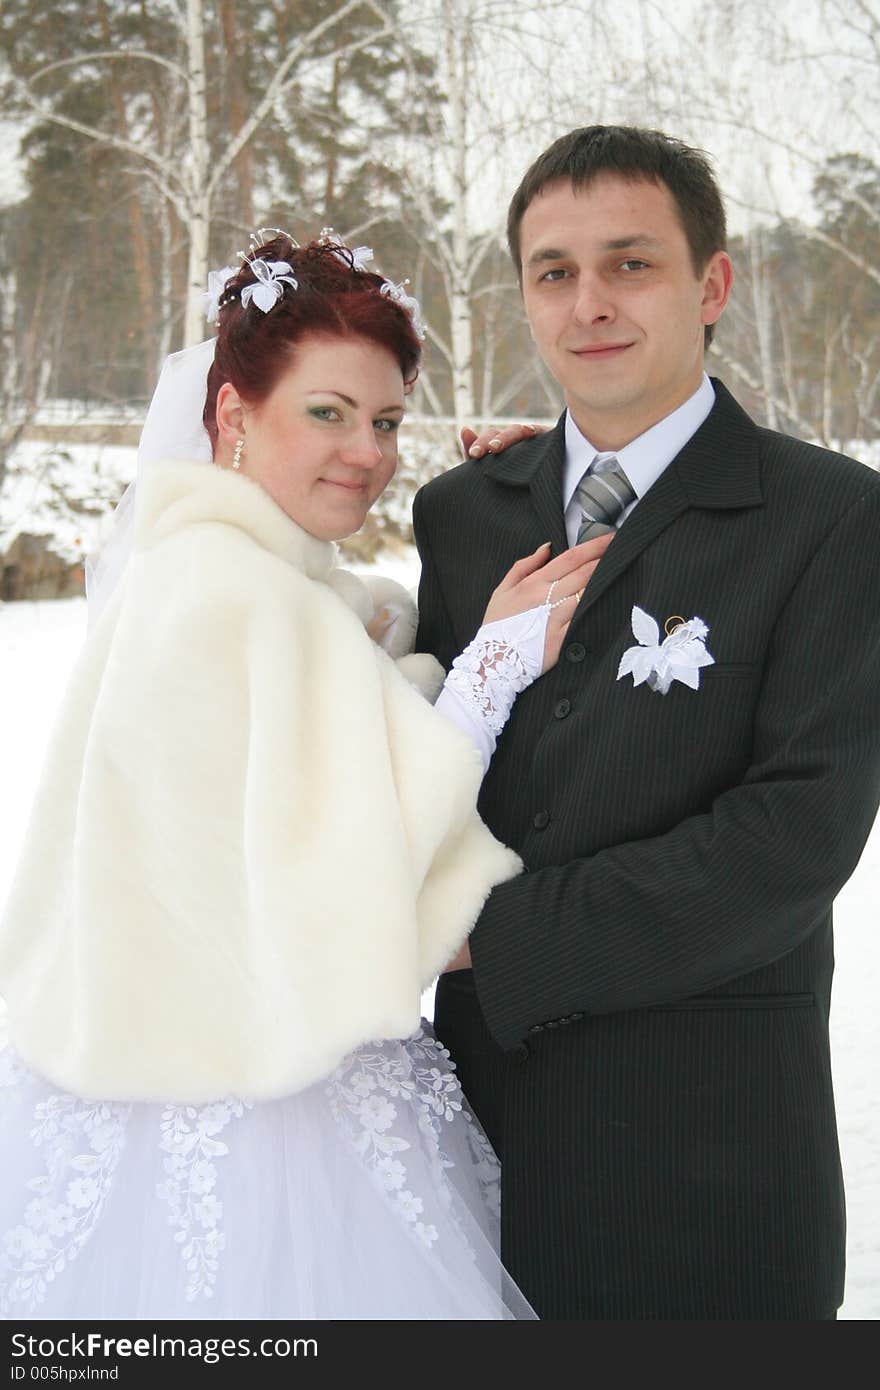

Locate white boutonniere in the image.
[617,607,715,694]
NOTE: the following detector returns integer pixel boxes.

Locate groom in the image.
[413,125,880,1319]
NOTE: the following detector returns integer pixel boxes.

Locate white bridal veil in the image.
[85,337,217,625]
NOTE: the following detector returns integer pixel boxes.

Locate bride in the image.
[0,231,604,1320]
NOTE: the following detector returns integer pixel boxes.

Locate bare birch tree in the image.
[3,0,405,347]
[388,0,634,436]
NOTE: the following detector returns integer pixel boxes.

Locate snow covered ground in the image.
[0,595,877,1319]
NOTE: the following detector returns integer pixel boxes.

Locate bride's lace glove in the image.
[434,603,549,774]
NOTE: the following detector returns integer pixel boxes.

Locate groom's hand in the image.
[461,422,546,459]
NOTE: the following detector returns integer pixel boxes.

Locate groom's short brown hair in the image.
[507,125,728,346]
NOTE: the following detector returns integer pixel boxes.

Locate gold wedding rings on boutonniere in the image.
[664,615,686,636]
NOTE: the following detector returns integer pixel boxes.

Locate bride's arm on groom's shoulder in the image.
[460,422,545,460]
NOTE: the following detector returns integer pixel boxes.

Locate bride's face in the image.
[218,333,406,541]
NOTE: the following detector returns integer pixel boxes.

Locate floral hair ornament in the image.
[379,278,426,341]
[203,225,426,336]
[203,265,238,324]
[240,257,299,312]
[317,228,424,338]
[318,227,375,273]
[204,227,301,322]
[249,226,300,250]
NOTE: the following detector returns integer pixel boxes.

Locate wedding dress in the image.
[0,1021,532,1319]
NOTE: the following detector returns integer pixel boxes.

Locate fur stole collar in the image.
[0,461,520,1101]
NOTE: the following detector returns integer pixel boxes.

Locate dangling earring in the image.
[232,437,244,471]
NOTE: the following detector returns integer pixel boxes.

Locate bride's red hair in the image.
[203,235,422,453]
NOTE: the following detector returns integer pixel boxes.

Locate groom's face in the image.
[519,174,731,449]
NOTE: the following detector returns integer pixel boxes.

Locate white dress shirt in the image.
[562,375,716,548]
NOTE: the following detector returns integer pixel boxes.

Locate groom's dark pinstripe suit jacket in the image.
[413,380,880,1319]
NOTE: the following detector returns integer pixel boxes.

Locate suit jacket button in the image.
[510,1042,530,1063]
[528,1023,544,1034]
[570,1012,584,1022]
[566,642,586,663]
[533,810,550,830]
[554,698,572,719]
[545,1019,560,1029]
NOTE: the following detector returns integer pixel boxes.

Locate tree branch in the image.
[709,345,821,441]
[12,77,185,192]
[208,0,376,196]
[28,48,187,84]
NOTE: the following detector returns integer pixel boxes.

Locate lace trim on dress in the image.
[156,1098,250,1302]
[0,1052,130,1317]
[326,1027,500,1258]
[326,1030,444,1250]
[462,1109,501,1222]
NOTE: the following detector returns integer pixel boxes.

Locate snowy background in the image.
[1,586,877,1320]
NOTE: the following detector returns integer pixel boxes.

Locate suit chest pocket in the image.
[571,660,761,828]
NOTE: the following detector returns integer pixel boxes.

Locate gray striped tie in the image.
[575,454,636,544]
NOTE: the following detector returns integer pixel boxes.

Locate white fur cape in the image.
[0,461,520,1102]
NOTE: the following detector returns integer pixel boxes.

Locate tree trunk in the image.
[184,0,211,346]
[444,1,475,438]
[0,265,19,488]
[97,0,157,392]
[323,58,342,218]
[219,0,254,229]
[156,194,176,377]
[749,229,778,430]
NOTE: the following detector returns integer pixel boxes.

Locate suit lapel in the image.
[567,379,765,621]
[525,419,570,557]
[481,414,570,557]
